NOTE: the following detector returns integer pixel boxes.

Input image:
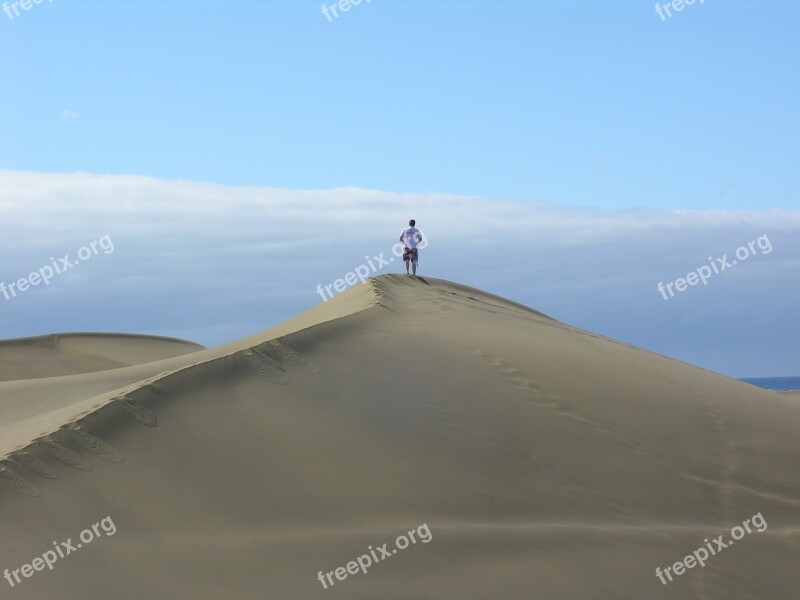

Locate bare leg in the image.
[404,260,409,274]
[412,262,417,275]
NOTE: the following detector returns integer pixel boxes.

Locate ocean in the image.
[739,377,800,392]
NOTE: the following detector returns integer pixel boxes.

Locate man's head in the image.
[409,219,416,226]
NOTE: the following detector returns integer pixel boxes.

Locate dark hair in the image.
[409,219,416,226]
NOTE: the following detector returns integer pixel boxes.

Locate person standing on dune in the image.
[399,219,423,275]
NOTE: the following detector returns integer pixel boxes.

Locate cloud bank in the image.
[1,169,797,377]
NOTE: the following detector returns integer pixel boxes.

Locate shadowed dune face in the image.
[0,333,205,382]
[0,275,798,599]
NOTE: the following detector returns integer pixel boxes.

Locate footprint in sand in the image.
[466,346,693,479]
[68,425,124,463]
[37,440,93,471]
[263,339,319,374]
[0,465,43,497]
[13,452,58,479]
[240,348,291,384]
[118,397,158,427]
[144,383,170,397]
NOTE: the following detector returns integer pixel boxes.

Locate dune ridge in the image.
[0,279,380,460]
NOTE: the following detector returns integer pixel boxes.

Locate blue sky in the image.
[1,0,797,209]
[1,1,798,378]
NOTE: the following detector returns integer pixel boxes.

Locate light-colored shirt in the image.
[400,227,422,249]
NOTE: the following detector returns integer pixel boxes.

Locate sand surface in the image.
[1,275,798,599]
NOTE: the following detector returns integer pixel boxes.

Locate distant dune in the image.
[1,275,798,599]
[0,333,204,382]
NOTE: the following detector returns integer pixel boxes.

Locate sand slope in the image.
[1,275,798,599]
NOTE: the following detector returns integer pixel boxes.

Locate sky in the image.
[0,1,798,378]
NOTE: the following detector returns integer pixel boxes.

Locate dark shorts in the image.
[403,247,418,263]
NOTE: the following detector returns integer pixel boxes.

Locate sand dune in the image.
[0,333,205,382]
[1,275,798,599]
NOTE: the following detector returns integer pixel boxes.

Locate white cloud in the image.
[59,109,79,123]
